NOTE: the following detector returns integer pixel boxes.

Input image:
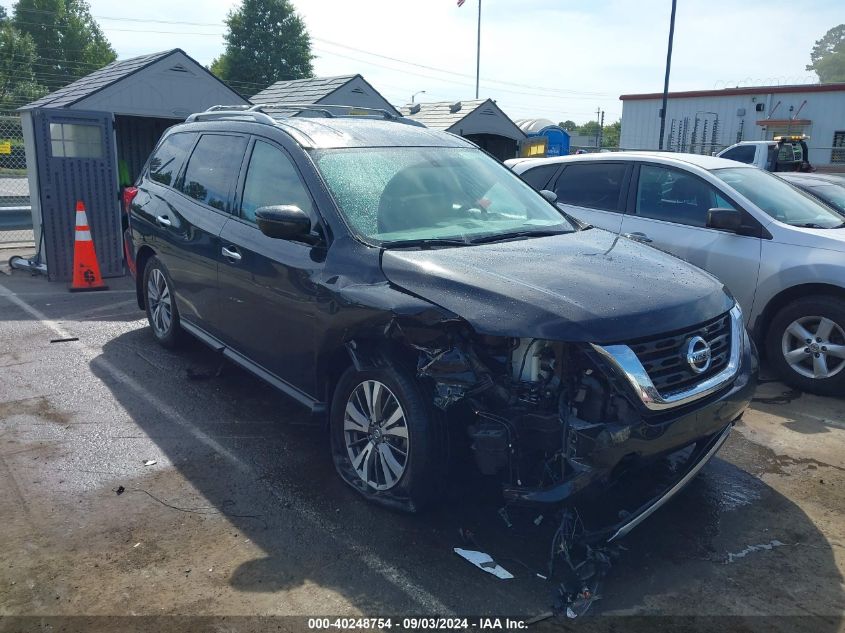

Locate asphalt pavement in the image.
[0,270,843,631]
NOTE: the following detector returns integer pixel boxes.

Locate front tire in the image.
[143,256,182,349]
[766,296,845,396]
[330,362,442,512]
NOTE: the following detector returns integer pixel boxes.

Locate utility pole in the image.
[595,107,601,149]
[658,0,678,150]
[599,110,605,148]
[475,0,482,99]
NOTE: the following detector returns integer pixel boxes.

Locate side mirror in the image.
[539,189,558,203]
[707,207,742,232]
[255,205,311,240]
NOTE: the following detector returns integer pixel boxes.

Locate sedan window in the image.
[553,163,626,212]
[636,164,736,228]
[713,167,844,228]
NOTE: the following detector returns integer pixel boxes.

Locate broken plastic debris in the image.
[725,540,785,564]
[143,460,157,466]
[133,543,141,548]
[453,548,514,580]
[498,507,513,528]
[534,514,544,526]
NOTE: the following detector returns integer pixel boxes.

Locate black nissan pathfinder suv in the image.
[125,104,756,544]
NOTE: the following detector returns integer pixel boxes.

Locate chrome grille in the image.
[628,312,732,396]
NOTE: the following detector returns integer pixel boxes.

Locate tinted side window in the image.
[721,145,756,164]
[180,134,248,211]
[520,164,560,190]
[148,132,196,186]
[553,163,626,212]
[241,140,314,223]
[635,164,736,228]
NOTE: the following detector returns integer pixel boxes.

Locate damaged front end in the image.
[407,306,755,616]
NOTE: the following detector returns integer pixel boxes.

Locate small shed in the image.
[515,118,570,157]
[251,74,401,117]
[399,99,526,161]
[19,49,247,282]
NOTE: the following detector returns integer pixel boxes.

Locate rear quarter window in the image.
[148,132,197,186]
[553,162,627,212]
[520,163,560,190]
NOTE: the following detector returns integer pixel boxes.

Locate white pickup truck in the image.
[716,135,813,172]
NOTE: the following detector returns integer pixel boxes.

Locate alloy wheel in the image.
[343,380,409,491]
[147,268,172,337]
[782,315,845,380]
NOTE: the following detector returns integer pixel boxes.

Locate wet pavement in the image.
[0,270,843,629]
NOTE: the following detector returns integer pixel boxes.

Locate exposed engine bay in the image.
[414,329,644,505]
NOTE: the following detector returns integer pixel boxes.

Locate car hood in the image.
[380,229,733,343]
[769,222,845,253]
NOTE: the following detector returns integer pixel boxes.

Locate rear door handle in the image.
[221,246,242,262]
[623,232,653,243]
[155,215,172,227]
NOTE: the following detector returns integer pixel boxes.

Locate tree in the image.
[602,120,621,148]
[0,9,47,109]
[211,0,313,95]
[559,120,577,132]
[13,0,116,92]
[806,25,845,83]
[577,120,601,138]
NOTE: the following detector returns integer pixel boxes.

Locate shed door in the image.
[33,109,120,281]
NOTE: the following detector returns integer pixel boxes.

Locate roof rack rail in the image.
[186,106,276,125]
[186,103,425,128]
[249,102,402,121]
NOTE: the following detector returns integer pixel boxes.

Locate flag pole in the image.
[475,0,481,99]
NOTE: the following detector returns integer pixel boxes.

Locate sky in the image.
[3,0,842,124]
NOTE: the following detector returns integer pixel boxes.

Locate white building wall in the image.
[619,88,845,167]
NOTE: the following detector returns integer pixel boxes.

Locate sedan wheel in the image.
[343,380,409,491]
[781,316,845,380]
[767,296,845,396]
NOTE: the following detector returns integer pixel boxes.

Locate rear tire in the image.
[765,296,845,396]
[143,256,182,349]
[330,361,443,512]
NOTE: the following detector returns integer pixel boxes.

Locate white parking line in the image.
[0,281,453,615]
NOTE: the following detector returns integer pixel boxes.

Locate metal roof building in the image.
[251,75,401,117]
[19,49,247,281]
[619,83,845,169]
[399,99,525,161]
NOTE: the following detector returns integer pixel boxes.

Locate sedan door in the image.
[619,163,762,313]
[549,161,631,233]
[216,137,325,400]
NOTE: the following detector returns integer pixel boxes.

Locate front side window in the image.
[313,147,573,245]
[149,132,197,186]
[180,134,247,211]
[241,141,313,223]
[712,167,844,229]
[553,163,626,212]
[720,145,756,164]
[49,123,102,158]
[636,164,736,228]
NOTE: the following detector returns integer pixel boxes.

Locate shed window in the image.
[832,131,845,164]
[49,123,102,159]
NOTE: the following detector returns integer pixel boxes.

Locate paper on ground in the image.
[453,547,514,579]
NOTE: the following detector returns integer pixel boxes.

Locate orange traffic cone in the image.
[69,200,108,292]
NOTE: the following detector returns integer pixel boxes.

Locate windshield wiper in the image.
[793,222,844,229]
[380,237,469,248]
[467,228,571,244]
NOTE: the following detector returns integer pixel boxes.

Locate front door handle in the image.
[155,215,172,227]
[623,231,653,243]
[221,246,242,262]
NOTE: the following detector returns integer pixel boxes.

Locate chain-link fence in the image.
[0,114,34,248]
